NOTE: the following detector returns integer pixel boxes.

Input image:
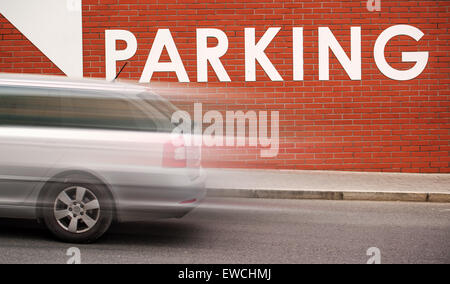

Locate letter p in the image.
[105,30,137,81]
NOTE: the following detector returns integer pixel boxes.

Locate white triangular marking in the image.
[0,0,83,78]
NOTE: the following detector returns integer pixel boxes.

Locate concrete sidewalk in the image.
[205,169,450,203]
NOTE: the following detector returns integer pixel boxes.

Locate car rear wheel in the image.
[42,180,113,243]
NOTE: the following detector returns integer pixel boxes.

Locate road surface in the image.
[0,198,448,264]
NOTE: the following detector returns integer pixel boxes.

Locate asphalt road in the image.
[0,198,449,264]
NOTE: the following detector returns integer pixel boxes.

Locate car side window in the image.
[60,95,158,132]
[0,88,61,127]
[127,100,159,132]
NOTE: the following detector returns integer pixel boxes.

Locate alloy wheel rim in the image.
[53,186,101,234]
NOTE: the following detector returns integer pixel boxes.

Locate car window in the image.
[0,87,61,127]
[60,94,158,132]
[140,93,178,118]
[0,87,163,132]
[138,92,180,133]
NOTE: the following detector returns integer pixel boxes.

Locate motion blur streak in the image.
[0,74,210,242]
[0,73,281,243]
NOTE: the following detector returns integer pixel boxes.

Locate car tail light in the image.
[163,138,187,168]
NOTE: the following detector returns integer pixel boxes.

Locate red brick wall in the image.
[1,0,449,173]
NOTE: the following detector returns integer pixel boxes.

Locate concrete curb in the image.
[207,188,450,203]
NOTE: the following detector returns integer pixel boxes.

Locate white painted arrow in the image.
[0,0,83,78]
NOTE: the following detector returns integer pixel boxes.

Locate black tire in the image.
[41,176,113,243]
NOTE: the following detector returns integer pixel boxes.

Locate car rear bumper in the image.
[114,175,206,223]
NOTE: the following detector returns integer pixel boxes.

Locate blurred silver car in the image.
[0,73,205,243]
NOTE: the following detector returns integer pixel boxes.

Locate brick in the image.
[0,1,448,173]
